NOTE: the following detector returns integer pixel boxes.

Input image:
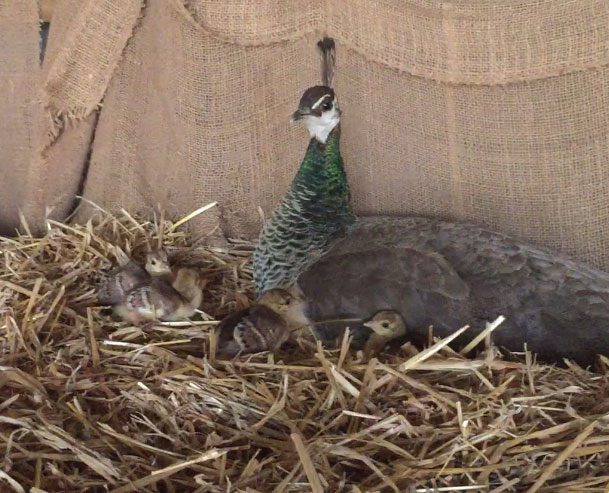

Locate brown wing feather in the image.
[299,216,609,365]
[216,305,287,354]
[247,305,289,351]
[98,261,149,304]
[299,246,471,350]
[232,317,268,353]
[125,279,184,320]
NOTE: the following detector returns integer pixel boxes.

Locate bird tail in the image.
[318,37,336,87]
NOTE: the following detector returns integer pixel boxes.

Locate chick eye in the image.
[381,322,389,329]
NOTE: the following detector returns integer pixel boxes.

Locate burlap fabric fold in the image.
[3,0,609,268]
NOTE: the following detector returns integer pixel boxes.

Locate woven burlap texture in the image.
[3,0,609,269]
[0,2,41,235]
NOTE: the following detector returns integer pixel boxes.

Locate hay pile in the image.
[1,207,609,493]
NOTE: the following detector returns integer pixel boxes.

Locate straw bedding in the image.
[1,206,609,493]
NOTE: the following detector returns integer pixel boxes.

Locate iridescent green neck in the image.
[291,127,355,223]
[252,126,356,295]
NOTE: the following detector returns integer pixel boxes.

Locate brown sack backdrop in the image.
[0,2,41,235]
[3,0,609,269]
[0,0,108,236]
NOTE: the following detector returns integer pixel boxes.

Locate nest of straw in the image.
[1,207,609,493]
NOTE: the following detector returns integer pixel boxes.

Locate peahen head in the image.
[291,86,341,144]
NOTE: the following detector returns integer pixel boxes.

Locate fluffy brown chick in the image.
[114,267,205,324]
[214,287,309,357]
[362,310,407,360]
[97,249,171,305]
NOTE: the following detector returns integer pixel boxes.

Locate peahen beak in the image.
[291,109,306,122]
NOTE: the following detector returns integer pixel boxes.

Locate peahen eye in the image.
[381,322,389,329]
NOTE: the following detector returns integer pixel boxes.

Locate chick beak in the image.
[362,321,375,330]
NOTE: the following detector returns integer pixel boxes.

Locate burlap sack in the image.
[73,0,322,238]
[342,63,609,266]
[0,0,105,236]
[331,0,609,270]
[0,2,41,235]
[3,0,609,270]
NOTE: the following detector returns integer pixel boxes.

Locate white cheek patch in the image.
[304,107,340,144]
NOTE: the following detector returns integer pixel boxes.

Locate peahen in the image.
[253,40,609,366]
